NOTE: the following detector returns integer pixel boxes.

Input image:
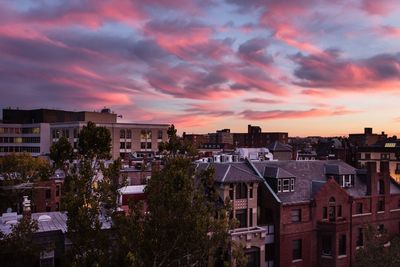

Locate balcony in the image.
[230,225,273,245]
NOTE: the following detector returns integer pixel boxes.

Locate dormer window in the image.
[277,178,295,193]
[341,175,353,188]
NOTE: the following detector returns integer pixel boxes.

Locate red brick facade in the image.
[261,161,400,267]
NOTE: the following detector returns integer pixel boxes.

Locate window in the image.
[292,239,302,260]
[364,153,371,159]
[56,185,60,197]
[323,207,328,219]
[342,175,353,188]
[282,179,290,192]
[46,206,51,212]
[291,179,295,191]
[339,235,346,255]
[249,208,253,227]
[127,129,132,139]
[377,200,385,212]
[157,130,163,139]
[378,179,385,195]
[235,209,247,228]
[126,142,131,149]
[45,189,51,199]
[120,142,126,149]
[291,209,301,222]
[141,129,152,139]
[120,129,126,139]
[141,142,146,149]
[357,228,364,246]
[236,183,248,199]
[337,205,342,217]
[378,224,384,233]
[277,179,282,192]
[229,184,234,200]
[381,153,390,160]
[321,236,332,256]
[329,206,336,221]
[147,142,152,149]
[356,203,363,214]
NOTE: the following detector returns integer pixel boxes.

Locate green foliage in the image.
[78,121,112,160]
[158,124,197,157]
[354,225,400,267]
[114,156,237,266]
[0,217,40,267]
[60,122,123,266]
[50,136,74,170]
[0,153,51,182]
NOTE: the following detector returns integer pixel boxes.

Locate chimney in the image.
[151,160,161,172]
[380,161,390,176]
[364,127,373,135]
[366,162,377,196]
[22,196,31,219]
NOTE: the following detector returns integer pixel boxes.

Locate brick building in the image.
[196,161,274,267]
[253,160,400,267]
[233,125,288,148]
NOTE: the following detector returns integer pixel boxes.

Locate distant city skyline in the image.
[1,1,400,137]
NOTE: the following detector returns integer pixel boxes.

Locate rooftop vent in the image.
[38,215,52,222]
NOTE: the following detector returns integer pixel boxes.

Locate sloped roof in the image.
[196,162,263,184]
[267,141,292,152]
[252,160,360,203]
[325,164,356,175]
[264,166,295,179]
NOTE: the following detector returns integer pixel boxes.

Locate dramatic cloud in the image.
[1,0,400,135]
[240,107,358,120]
[292,50,400,91]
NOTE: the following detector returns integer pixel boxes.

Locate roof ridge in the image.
[221,164,231,183]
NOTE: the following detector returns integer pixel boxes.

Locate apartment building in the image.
[0,108,169,159]
[233,125,288,148]
[196,161,274,267]
[253,160,400,267]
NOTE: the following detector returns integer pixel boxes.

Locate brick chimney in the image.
[380,161,390,196]
[22,196,31,219]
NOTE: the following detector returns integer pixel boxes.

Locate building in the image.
[252,160,400,267]
[196,160,273,267]
[182,133,208,148]
[358,141,400,183]
[267,141,293,160]
[0,108,169,159]
[349,127,387,147]
[233,125,288,148]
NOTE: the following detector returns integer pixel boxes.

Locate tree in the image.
[158,124,197,157]
[0,153,51,182]
[49,136,74,170]
[114,157,237,266]
[354,225,400,267]
[0,216,40,267]
[0,153,52,213]
[53,122,122,266]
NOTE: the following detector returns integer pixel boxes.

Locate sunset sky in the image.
[1,0,400,136]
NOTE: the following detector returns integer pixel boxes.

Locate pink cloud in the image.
[240,107,358,120]
[292,50,400,92]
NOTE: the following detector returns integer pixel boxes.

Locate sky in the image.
[1,0,400,137]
